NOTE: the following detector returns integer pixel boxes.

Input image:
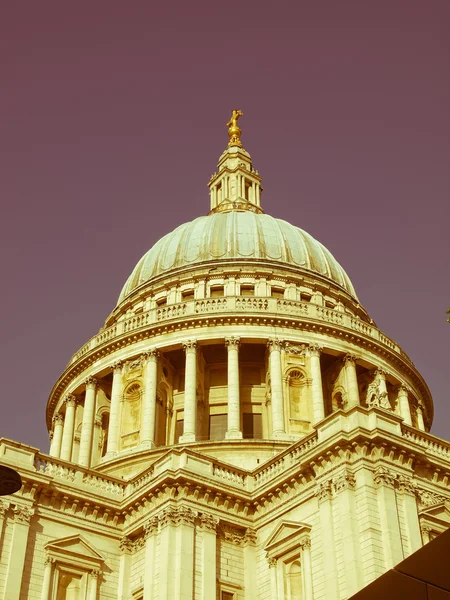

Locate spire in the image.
[208,110,264,215]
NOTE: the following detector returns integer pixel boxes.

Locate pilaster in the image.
[315,480,340,600]
[199,513,219,600]
[397,475,422,554]
[4,505,34,600]
[143,517,159,600]
[373,466,404,568]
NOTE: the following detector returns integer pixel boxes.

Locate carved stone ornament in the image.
[119,536,135,554]
[284,342,307,356]
[90,568,102,579]
[64,394,77,408]
[48,431,54,442]
[366,372,391,410]
[244,527,258,546]
[267,555,277,568]
[300,537,311,550]
[13,505,34,524]
[44,553,55,567]
[397,475,416,495]
[52,413,64,426]
[225,336,240,350]
[84,376,98,389]
[343,354,358,365]
[219,524,246,546]
[0,501,8,518]
[199,513,219,533]
[110,360,123,373]
[420,524,432,536]
[144,516,159,538]
[333,471,356,493]
[315,480,333,503]
[416,488,448,508]
[267,338,285,351]
[308,343,323,356]
[183,340,198,353]
[373,466,396,488]
[176,506,197,527]
[142,349,159,363]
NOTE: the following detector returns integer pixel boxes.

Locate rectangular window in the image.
[240,285,254,296]
[175,419,184,443]
[271,287,285,299]
[300,292,312,302]
[209,414,227,441]
[156,297,167,306]
[210,285,225,298]
[222,593,234,600]
[243,413,263,439]
[181,290,195,301]
[325,300,335,309]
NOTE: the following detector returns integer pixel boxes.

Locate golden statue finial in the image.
[227,109,244,147]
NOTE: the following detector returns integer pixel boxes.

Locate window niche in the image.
[120,382,142,450]
[42,535,104,600]
[285,369,311,435]
[264,521,313,600]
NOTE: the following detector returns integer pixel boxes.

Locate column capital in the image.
[63,394,77,408]
[417,403,425,415]
[343,354,359,365]
[0,501,8,518]
[243,527,257,546]
[267,338,284,351]
[315,480,333,503]
[267,555,277,568]
[44,553,55,567]
[183,339,197,354]
[199,512,219,533]
[142,348,160,362]
[52,413,64,426]
[110,360,123,373]
[299,537,311,550]
[84,376,98,390]
[119,536,134,554]
[397,474,416,495]
[90,568,102,579]
[308,342,323,357]
[13,505,33,524]
[144,516,159,539]
[333,471,356,493]
[373,367,387,379]
[48,431,53,442]
[373,466,396,488]
[225,336,240,350]
[396,383,411,396]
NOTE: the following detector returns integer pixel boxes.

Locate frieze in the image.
[219,523,247,546]
[416,488,448,508]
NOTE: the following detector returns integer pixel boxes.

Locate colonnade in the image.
[49,338,421,463]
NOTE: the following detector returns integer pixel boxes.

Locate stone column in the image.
[309,343,325,423]
[158,508,178,598]
[105,361,123,458]
[332,471,363,596]
[141,350,159,448]
[397,475,422,554]
[199,514,219,600]
[88,568,101,600]
[79,377,97,467]
[180,341,197,443]
[60,395,77,461]
[50,414,64,458]
[417,404,426,431]
[397,385,412,426]
[243,529,257,600]
[268,557,279,600]
[267,339,286,437]
[343,355,360,408]
[41,554,55,600]
[118,537,133,600]
[4,505,34,600]
[301,539,313,600]
[315,481,340,600]
[373,467,403,568]
[421,525,431,545]
[143,517,159,600]
[225,337,242,439]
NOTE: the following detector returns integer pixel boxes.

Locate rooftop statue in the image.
[227,109,244,147]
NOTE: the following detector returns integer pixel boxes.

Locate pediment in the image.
[45,535,104,565]
[420,502,450,525]
[264,521,311,555]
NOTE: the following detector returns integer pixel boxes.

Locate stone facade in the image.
[1,119,449,599]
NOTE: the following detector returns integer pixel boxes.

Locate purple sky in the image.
[1,1,449,452]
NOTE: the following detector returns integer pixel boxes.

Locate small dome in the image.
[118,212,357,303]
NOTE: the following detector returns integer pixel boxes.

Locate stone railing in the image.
[212,463,247,486]
[401,426,450,461]
[69,296,403,365]
[253,432,318,486]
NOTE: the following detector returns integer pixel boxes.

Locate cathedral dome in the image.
[118,212,357,304]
